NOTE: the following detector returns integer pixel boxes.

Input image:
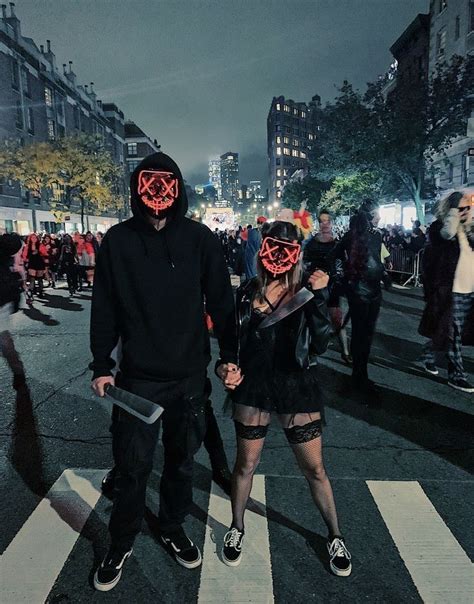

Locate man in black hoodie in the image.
[90,152,238,591]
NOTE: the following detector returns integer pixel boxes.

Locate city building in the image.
[124,120,160,175]
[267,96,318,203]
[429,0,474,190]
[208,158,222,201]
[220,151,239,208]
[0,3,158,233]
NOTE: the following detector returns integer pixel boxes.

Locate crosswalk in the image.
[1,470,473,604]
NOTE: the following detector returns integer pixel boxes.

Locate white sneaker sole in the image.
[424,366,439,375]
[221,549,242,567]
[330,560,352,577]
[448,382,474,393]
[161,537,202,569]
[93,550,132,591]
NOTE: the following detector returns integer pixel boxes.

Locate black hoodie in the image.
[90,152,237,381]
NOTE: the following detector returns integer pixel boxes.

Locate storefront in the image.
[0,207,33,235]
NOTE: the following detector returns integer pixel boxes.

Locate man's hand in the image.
[308,269,329,291]
[92,375,115,397]
[216,362,244,390]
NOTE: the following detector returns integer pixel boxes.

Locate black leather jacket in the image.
[235,278,331,371]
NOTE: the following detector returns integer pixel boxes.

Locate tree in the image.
[0,140,60,202]
[320,171,382,215]
[0,135,125,232]
[54,135,124,232]
[282,176,331,213]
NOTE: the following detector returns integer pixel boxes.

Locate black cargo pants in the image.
[109,372,207,552]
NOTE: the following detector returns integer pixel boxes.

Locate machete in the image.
[104,384,164,425]
[258,287,314,330]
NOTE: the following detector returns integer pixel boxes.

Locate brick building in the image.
[0,3,159,233]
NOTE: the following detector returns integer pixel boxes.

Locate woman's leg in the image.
[231,404,270,530]
[279,412,341,538]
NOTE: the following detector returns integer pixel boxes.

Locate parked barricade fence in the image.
[386,248,422,287]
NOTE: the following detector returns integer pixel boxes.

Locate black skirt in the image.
[229,309,325,416]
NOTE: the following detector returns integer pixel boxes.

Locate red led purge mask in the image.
[259,236,301,277]
[137,170,179,217]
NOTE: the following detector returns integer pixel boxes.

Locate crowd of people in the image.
[6,230,103,304]
[0,147,472,593]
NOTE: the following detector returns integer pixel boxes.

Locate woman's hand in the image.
[308,269,329,291]
[216,362,244,390]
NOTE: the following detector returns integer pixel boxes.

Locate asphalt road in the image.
[0,283,473,603]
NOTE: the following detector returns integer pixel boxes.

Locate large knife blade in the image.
[258,287,314,329]
[104,384,164,425]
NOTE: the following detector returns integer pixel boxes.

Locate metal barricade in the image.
[387,248,422,287]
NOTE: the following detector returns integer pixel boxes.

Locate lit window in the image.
[293,108,298,115]
[283,104,290,112]
[276,103,281,110]
[300,151,307,159]
[284,136,290,144]
[276,191,282,198]
[276,136,281,144]
[44,86,53,107]
[276,180,281,187]
[292,149,298,157]
[308,133,314,141]
[47,119,56,140]
[127,142,137,156]
[283,147,290,156]
[276,147,282,156]
[276,169,282,176]
[294,139,299,147]
[301,111,306,118]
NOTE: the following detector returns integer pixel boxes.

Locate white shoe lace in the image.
[328,538,351,561]
[224,528,243,551]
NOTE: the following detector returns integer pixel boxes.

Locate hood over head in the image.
[130,152,188,222]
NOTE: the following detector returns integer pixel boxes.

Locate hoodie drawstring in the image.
[164,230,175,268]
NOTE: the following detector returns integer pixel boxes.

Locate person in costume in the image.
[218,216,352,577]
[304,210,351,364]
[22,233,47,304]
[90,152,239,591]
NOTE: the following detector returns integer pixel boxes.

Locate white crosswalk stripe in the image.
[367,481,474,604]
[1,472,472,603]
[0,469,106,604]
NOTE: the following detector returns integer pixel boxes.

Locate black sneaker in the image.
[448,378,474,393]
[327,536,352,577]
[93,547,133,591]
[160,528,202,569]
[222,527,244,567]
[423,362,439,375]
[212,467,232,496]
[101,468,116,498]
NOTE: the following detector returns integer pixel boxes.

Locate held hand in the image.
[308,269,329,291]
[91,375,115,397]
[217,362,244,390]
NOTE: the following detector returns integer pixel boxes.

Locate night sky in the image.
[16,0,428,187]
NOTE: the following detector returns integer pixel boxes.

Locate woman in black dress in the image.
[217,219,352,577]
[59,234,79,296]
[22,233,46,304]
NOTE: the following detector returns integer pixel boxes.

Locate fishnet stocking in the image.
[285,415,340,538]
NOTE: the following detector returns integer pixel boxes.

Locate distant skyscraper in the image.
[267,96,319,203]
[220,152,239,208]
[208,158,222,201]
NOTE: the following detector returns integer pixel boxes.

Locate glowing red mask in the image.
[137,170,179,216]
[259,236,301,277]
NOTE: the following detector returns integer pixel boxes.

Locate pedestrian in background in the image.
[419,190,474,393]
[331,200,385,396]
